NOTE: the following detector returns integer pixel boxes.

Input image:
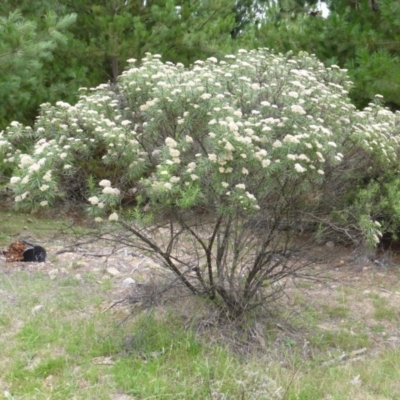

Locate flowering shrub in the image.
[1,49,399,238]
[2,48,400,313]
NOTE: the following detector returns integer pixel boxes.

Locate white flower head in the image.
[208,154,217,162]
[246,191,256,201]
[169,148,180,158]
[272,140,282,148]
[262,159,271,168]
[200,93,212,100]
[109,212,119,222]
[102,186,120,195]
[283,135,300,144]
[99,179,111,187]
[291,105,306,115]
[170,176,180,183]
[20,154,33,166]
[294,163,307,173]
[88,196,99,205]
[165,137,177,148]
[225,141,234,151]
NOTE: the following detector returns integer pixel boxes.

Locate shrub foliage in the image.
[2,48,400,314]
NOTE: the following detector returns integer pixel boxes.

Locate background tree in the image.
[244,0,400,109]
[0,9,76,130]
[3,0,400,131]
[0,0,240,131]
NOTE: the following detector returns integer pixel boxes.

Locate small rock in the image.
[74,274,83,281]
[32,305,44,314]
[122,334,137,352]
[325,241,335,249]
[73,366,81,374]
[43,374,54,387]
[74,260,89,269]
[143,259,163,269]
[349,375,362,385]
[122,277,136,287]
[27,218,33,223]
[79,379,88,388]
[106,267,121,276]
[48,269,59,278]
[110,395,134,400]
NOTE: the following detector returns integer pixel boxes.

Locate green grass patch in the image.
[309,329,370,352]
[0,210,60,245]
[321,304,350,319]
[112,314,281,399]
[371,296,399,322]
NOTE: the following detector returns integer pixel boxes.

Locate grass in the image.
[321,304,350,319]
[371,295,399,322]
[0,210,61,246]
[309,329,370,352]
[2,267,400,400]
[2,210,400,399]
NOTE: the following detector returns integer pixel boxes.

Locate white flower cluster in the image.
[87,179,121,220]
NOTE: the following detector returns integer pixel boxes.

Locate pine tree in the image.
[1,1,239,128]
[245,0,400,109]
[0,9,76,129]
